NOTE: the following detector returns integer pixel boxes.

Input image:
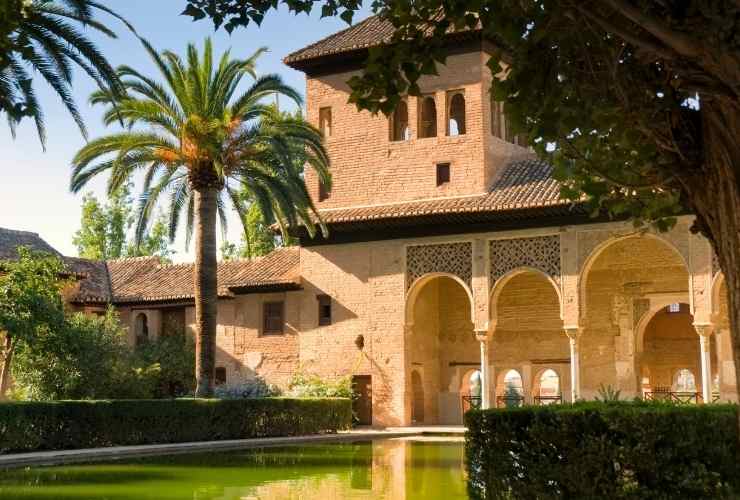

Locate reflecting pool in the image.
[0,437,468,499]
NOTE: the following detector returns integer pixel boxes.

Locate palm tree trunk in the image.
[193,186,218,398]
[0,334,14,399]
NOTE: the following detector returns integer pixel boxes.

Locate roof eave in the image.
[297,203,604,245]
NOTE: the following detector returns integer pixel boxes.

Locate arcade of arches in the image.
[403,227,735,425]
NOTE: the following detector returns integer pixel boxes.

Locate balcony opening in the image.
[390,100,410,141]
[418,95,437,138]
[447,91,466,136]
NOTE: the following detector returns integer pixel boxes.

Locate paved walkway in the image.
[0,426,466,469]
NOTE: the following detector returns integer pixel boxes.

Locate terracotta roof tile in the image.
[103,247,301,304]
[284,15,396,66]
[284,14,479,68]
[317,158,571,224]
[64,257,112,303]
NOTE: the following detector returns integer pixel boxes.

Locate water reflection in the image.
[0,437,468,500]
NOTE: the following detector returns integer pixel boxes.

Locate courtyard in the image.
[1,1,739,499]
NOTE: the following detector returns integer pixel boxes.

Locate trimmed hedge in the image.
[0,398,352,454]
[465,402,740,499]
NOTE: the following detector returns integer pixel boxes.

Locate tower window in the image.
[318,179,330,202]
[319,107,332,137]
[317,294,332,326]
[418,95,437,138]
[436,162,451,186]
[491,98,504,139]
[667,303,681,313]
[447,91,466,136]
[390,100,410,141]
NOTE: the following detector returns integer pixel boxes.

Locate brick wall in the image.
[304,49,530,209]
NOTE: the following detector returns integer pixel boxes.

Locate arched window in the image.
[500,369,524,408]
[491,98,504,138]
[390,100,410,141]
[537,369,560,405]
[673,368,696,393]
[135,313,149,347]
[447,92,466,136]
[468,370,482,399]
[460,369,482,414]
[418,96,437,138]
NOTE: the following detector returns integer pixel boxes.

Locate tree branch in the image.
[574,5,676,60]
[603,0,701,58]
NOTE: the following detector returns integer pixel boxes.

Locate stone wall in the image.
[105,218,734,425]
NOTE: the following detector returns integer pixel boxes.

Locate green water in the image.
[0,437,468,499]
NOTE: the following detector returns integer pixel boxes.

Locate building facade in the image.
[4,16,734,426]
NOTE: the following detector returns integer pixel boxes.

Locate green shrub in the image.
[0,398,352,453]
[214,377,280,399]
[12,310,130,400]
[130,332,196,398]
[465,402,740,499]
[12,308,197,401]
[286,370,353,398]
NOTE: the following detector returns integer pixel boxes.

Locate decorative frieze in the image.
[406,242,472,290]
[489,235,561,287]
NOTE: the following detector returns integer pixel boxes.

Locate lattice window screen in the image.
[406,242,472,290]
[489,235,561,287]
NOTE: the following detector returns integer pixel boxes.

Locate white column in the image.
[565,328,581,402]
[695,324,713,403]
[476,330,490,409]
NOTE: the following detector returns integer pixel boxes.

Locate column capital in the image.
[564,326,582,341]
[475,329,489,342]
[693,323,714,338]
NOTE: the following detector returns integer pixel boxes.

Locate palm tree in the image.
[71,38,331,397]
[1,0,130,148]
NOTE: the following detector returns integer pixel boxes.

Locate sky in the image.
[0,0,371,261]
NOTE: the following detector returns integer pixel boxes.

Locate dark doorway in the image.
[411,370,425,424]
[352,375,373,426]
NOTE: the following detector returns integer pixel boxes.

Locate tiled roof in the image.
[80,247,301,305]
[317,158,573,225]
[284,15,396,66]
[0,226,301,305]
[64,257,112,303]
[0,227,62,260]
[284,14,479,68]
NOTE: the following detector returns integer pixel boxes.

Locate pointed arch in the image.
[390,99,410,141]
[489,266,563,327]
[578,233,690,321]
[405,272,475,326]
